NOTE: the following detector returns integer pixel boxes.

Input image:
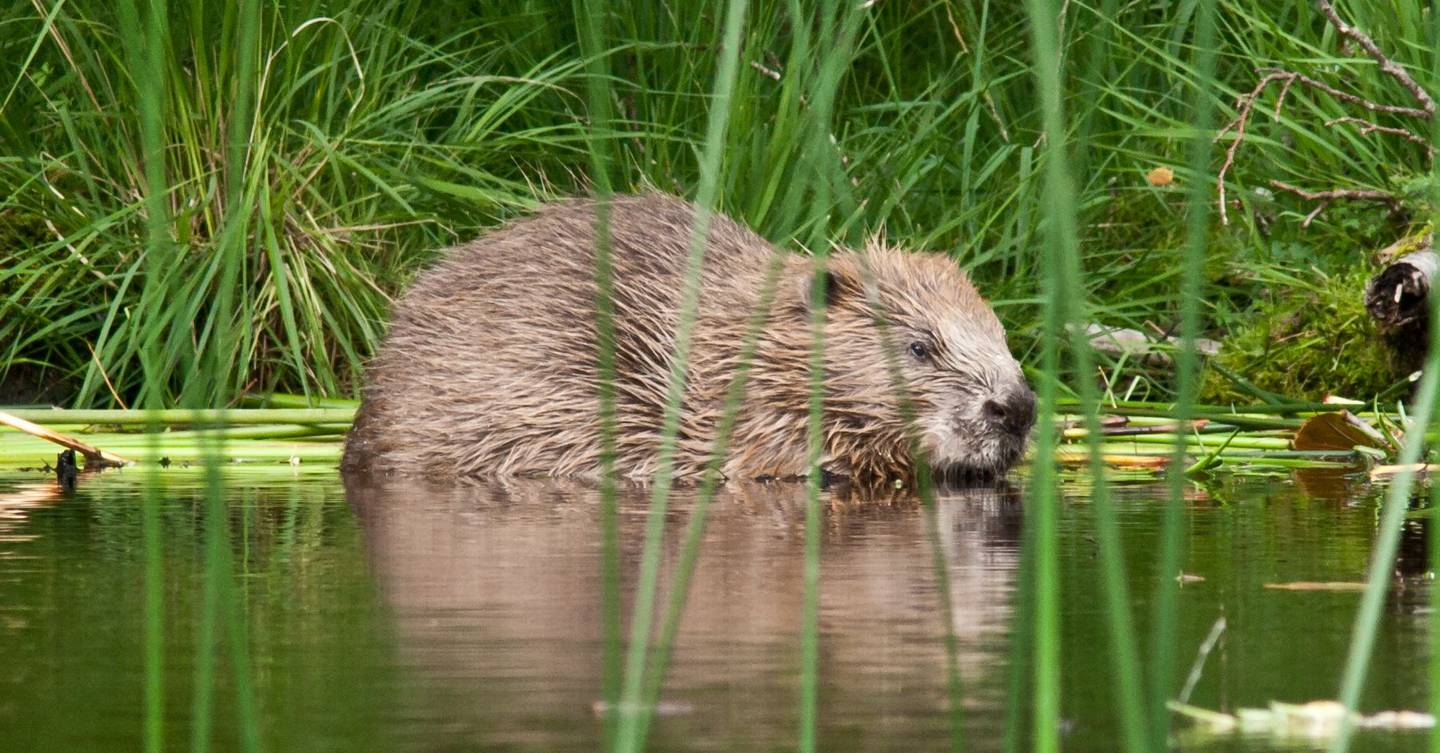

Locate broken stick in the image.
[0,409,133,467]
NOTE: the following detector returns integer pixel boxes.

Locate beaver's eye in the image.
[909,341,929,361]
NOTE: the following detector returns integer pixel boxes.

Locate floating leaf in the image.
[1291,411,1388,452]
[1370,462,1436,479]
[1171,699,1434,740]
[1263,581,1367,592]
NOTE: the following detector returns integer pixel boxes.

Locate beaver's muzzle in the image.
[982,383,1037,437]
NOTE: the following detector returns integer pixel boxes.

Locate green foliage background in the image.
[0,0,1434,406]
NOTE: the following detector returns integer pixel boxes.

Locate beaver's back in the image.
[342,193,779,478]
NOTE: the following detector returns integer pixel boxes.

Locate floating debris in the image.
[1172,699,1433,740]
[1048,400,1419,476]
[1263,582,1368,592]
[591,699,695,718]
[1292,411,1391,452]
[1371,463,1437,479]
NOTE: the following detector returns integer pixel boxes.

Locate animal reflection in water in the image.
[346,478,1023,750]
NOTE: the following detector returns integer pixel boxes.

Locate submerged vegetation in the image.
[1,0,1437,407]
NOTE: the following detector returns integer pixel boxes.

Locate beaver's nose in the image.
[982,384,1036,435]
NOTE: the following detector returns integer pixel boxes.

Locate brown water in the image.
[0,467,1432,752]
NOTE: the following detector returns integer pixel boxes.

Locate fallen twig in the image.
[1268,179,1400,227]
[0,409,131,467]
[1325,116,1436,153]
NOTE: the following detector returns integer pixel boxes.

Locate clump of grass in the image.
[2,1,590,407]
[1201,265,1403,403]
[0,209,90,390]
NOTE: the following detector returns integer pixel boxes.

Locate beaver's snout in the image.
[981,383,1037,437]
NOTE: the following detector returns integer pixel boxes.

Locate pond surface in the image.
[0,467,1432,752]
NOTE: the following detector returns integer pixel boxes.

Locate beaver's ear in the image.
[804,257,863,312]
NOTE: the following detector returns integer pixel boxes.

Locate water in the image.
[0,467,1432,752]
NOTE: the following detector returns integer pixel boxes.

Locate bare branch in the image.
[1302,200,1330,227]
[1216,3,1435,227]
[1274,74,1297,117]
[1269,179,1400,227]
[1216,71,1292,225]
[1216,67,1430,225]
[1314,0,1436,116]
[1260,69,1431,119]
[0,410,132,468]
[1325,116,1436,153]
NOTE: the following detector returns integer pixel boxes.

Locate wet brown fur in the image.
[343,194,1032,483]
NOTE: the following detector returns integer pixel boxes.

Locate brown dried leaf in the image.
[1291,411,1388,452]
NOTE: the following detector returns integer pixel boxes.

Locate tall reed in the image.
[114,0,170,749]
[1018,0,1067,747]
[797,2,866,750]
[610,2,749,751]
[574,1,622,749]
[1152,0,1218,747]
[1332,6,1440,751]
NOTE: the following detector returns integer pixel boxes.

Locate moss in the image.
[1369,222,1433,264]
[1200,266,1402,403]
[0,210,51,257]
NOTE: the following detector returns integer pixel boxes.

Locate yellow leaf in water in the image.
[1263,581,1368,592]
[1370,463,1436,479]
[1146,166,1174,186]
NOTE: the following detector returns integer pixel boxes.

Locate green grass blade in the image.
[631,254,785,750]
[1433,471,1440,753]
[1153,0,1218,744]
[611,2,750,751]
[1019,0,1063,740]
[1329,348,1440,753]
[0,0,67,116]
[1021,0,1149,750]
[798,3,864,752]
[574,1,622,750]
[114,0,170,749]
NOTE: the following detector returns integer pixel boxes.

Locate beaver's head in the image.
[814,243,1035,481]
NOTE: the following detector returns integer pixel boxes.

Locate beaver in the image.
[341,193,1035,483]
